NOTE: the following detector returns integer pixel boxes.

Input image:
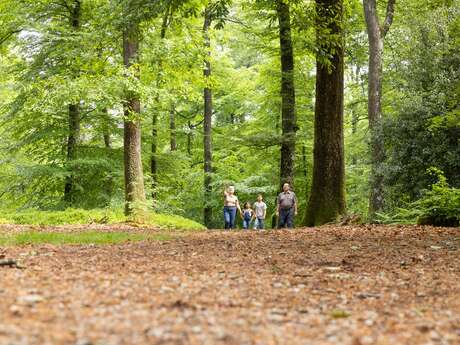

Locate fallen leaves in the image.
[0,224,458,344]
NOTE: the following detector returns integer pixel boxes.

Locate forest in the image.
[1,1,460,344]
[0,0,459,228]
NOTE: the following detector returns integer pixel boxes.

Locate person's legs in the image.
[286,208,294,228]
[243,219,249,229]
[258,218,265,229]
[223,207,230,229]
[253,218,258,229]
[278,208,287,228]
[229,207,237,229]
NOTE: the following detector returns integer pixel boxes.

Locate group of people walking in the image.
[223,183,297,230]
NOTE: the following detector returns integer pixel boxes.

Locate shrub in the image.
[376,168,460,226]
[415,168,460,226]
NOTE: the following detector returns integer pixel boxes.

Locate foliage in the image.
[415,168,460,226]
[383,1,460,203]
[376,168,460,226]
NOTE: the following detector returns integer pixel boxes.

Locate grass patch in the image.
[0,231,171,246]
[0,208,205,230]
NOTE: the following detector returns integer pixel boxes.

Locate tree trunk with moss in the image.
[123,23,146,216]
[304,0,346,226]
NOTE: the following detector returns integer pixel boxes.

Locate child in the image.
[253,194,267,230]
[242,202,253,230]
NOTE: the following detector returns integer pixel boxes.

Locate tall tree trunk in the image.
[363,0,395,220]
[170,104,177,151]
[302,144,308,198]
[64,0,81,205]
[351,66,361,166]
[304,0,346,226]
[187,120,193,156]
[151,105,158,201]
[151,12,170,204]
[102,109,112,149]
[351,108,358,166]
[276,0,296,189]
[102,108,113,205]
[64,103,80,204]
[203,8,213,228]
[123,23,146,216]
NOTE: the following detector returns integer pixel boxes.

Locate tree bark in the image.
[276,0,296,189]
[363,0,395,220]
[102,108,113,204]
[304,0,346,226]
[170,104,177,151]
[203,7,213,228]
[187,120,193,156]
[302,144,308,192]
[64,103,80,204]
[151,104,158,201]
[151,11,170,204]
[63,0,81,205]
[123,23,146,216]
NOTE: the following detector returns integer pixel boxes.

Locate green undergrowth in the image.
[376,168,460,227]
[0,208,205,230]
[0,231,172,246]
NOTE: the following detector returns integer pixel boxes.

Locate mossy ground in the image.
[0,208,205,230]
[0,231,172,246]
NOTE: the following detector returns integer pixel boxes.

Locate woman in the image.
[223,186,242,229]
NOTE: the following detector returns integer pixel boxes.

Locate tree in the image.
[170,104,177,151]
[203,4,213,228]
[304,0,346,226]
[122,21,146,215]
[276,0,297,189]
[202,0,230,228]
[363,0,395,219]
[151,8,172,203]
[63,0,82,205]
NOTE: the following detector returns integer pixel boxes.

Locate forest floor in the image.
[0,224,459,345]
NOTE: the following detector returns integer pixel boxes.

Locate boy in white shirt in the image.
[253,194,267,230]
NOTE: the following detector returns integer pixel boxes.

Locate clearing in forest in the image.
[0,225,459,345]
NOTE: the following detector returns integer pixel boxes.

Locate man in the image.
[276,183,297,228]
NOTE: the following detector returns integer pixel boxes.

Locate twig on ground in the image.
[0,259,25,269]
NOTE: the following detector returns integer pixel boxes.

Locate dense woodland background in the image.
[0,0,458,228]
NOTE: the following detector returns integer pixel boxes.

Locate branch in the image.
[0,29,22,46]
[191,119,204,128]
[225,16,251,29]
[79,107,98,120]
[381,0,396,38]
[0,259,24,269]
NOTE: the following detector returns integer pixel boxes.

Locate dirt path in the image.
[0,225,459,345]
